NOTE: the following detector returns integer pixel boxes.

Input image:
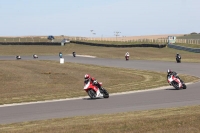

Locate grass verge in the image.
[72,40,162,45]
[1,105,200,133]
[0,43,200,62]
[0,60,199,105]
[175,43,200,48]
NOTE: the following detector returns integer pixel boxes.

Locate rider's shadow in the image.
[82,97,104,100]
[165,88,181,90]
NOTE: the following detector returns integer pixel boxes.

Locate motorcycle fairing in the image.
[83,81,103,98]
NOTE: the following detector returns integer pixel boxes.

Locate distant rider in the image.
[125,52,130,60]
[59,52,62,58]
[84,74,103,91]
[125,52,130,57]
[72,51,76,57]
[176,53,181,59]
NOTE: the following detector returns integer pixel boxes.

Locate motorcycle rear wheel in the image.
[88,89,96,99]
[171,81,180,90]
[102,88,109,98]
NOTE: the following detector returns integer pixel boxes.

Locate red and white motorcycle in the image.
[125,52,130,61]
[84,80,109,99]
[167,74,186,90]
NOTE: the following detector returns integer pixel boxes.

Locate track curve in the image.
[0,55,200,124]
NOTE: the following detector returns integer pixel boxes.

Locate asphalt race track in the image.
[0,55,200,124]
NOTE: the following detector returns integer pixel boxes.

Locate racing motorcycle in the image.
[33,54,38,59]
[72,51,76,57]
[176,55,181,63]
[84,80,109,99]
[16,55,21,60]
[167,74,186,90]
[59,52,63,58]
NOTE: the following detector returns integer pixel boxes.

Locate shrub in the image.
[190,32,198,35]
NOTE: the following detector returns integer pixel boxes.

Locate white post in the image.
[60,58,64,64]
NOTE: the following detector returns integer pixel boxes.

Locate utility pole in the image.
[114,31,121,41]
[90,30,93,40]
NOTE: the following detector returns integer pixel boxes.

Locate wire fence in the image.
[0,37,200,45]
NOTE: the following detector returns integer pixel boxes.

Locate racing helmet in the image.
[84,74,90,82]
[167,69,172,74]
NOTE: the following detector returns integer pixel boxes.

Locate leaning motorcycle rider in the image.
[167,69,181,86]
[84,74,103,92]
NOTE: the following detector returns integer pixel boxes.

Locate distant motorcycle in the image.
[33,54,38,59]
[72,52,76,57]
[167,74,186,90]
[16,55,21,60]
[84,80,109,99]
[59,52,63,58]
[176,55,181,63]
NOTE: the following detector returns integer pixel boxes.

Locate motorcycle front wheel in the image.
[182,84,187,89]
[88,89,96,99]
[102,88,109,98]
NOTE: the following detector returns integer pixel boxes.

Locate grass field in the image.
[0,37,49,42]
[177,34,200,39]
[1,43,200,62]
[0,43,200,132]
[1,60,198,104]
[1,105,200,133]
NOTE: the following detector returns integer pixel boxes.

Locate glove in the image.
[93,80,97,84]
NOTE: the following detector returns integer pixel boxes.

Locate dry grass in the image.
[0,60,198,105]
[91,34,184,41]
[1,105,200,133]
[0,43,200,62]
[177,34,200,39]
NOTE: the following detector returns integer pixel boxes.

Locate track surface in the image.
[0,55,200,124]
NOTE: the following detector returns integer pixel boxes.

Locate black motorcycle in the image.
[72,52,76,57]
[176,55,181,63]
[16,55,21,60]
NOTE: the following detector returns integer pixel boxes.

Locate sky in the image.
[0,0,199,37]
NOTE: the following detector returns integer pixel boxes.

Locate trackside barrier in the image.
[0,41,167,48]
[168,44,200,53]
[0,42,61,45]
[70,41,166,48]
